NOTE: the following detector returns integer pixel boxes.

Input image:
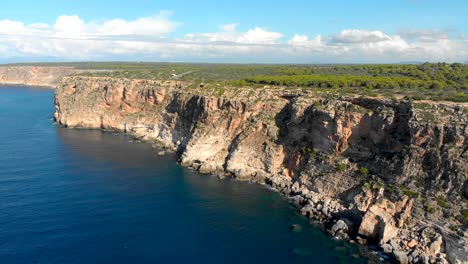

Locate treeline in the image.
[64,62,468,87]
[268,63,468,88]
[241,74,450,90]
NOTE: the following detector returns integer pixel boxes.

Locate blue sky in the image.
[0,0,467,63]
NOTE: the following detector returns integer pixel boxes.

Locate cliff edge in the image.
[0,66,76,87]
[54,76,468,264]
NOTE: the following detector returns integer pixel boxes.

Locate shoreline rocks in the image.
[54,76,468,264]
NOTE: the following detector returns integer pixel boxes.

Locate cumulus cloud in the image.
[0,13,466,63]
[184,26,283,45]
[289,34,322,47]
[331,29,391,43]
[0,11,180,59]
[287,34,323,56]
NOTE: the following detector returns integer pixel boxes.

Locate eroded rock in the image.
[53,76,468,264]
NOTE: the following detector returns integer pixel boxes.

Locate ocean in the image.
[0,86,373,263]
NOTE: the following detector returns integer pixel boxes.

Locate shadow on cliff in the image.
[274,96,308,179]
[165,93,208,154]
[342,98,413,182]
[274,96,415,184]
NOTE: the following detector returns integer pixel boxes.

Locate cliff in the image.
[0,66,76,87]
[54,76,468,264]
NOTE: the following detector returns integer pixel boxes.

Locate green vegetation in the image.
[5,61,466,102]
[414,103,432,110]
[238,63,467,102]
[400,185,419,198]
[357,167,369,176]
[420,112,437,123]
[462,209,468,224]
[424,204,436,214]
[372,181,384,190]
[436,196,450,209]
[300,147,318,158]
[363,181,371,191]
[242,74,432,90]
[402,189,419,198]
[335,163,347,173]
[388,184,397,195]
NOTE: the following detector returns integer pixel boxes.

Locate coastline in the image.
[0,83,55,89]
[0,65,76,88]
[58,125,388,263]
[2,86,377,263]
[53,76,468,264]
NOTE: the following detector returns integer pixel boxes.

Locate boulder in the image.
[382,243,393,254]
[393,250,409,264]
[358,197,413,245]
[428,234,443,255]
[407,239,418,249]
[330,218,355,240]
[291,181,301,193]
[290,195,304,205]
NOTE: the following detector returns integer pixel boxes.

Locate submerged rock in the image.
[290,224,302,233]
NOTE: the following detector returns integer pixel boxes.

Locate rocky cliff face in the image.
[0,66,76,87]
[54,76,468,264]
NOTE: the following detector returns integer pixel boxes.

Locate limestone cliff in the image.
[0,66,76,87]
[54,76,468,264]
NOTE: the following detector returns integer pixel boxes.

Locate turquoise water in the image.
[0,86,372,263]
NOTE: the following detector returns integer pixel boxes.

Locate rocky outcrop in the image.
[358,196,414,245]
[0,66,76,87]
[54,76,468,264]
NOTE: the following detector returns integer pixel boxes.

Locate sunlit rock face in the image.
[0,66,77,87]
[55,76,467,264]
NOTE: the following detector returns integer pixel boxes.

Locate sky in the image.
[0,0,467,63]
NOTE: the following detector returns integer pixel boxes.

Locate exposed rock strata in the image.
[0,66,76,87]
[54,76,468,264]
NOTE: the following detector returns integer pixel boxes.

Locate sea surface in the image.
[0,86,374,263]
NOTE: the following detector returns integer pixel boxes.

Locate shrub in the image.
[424,204,436,213]
[335,163,347,173]
[402,189,419,198]
[388,184,397,195]
[436,196,450,209]
[363,182,371,191]
[358,167,369,176]
[300,147,318,158]
[462,209,468,224]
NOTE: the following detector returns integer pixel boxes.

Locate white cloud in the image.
[0,13,466,63]
[0,12,180,60]
[331,29,391,43]
[184,26,283,45]
[288,34,323,52]
[54,15,85,35]
[398,29,451,42]
[239,27,283,44]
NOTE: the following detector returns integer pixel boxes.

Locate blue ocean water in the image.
[0,86,373,264]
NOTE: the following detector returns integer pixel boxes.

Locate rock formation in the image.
[54,76,467,264]
[0,66,76,87]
